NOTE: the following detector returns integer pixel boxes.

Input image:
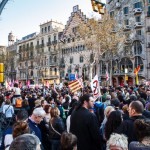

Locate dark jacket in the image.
[129,141,150,150]
[70,107,101,150]
[49,117,65,140]
[143,110,150,118]
[28,118,42,142]
[115,115,146,143]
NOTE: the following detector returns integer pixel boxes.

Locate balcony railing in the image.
[52,40,57,45]
[47,42,52,46]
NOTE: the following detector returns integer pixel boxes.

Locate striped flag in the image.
[68,78,83,93]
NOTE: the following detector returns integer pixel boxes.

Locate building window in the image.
[42,28,43,34]
[123,7,129,15]
[54,68,57,75]
[124,19,129,25]
[54,35,56,41]
[120,58,133,73]
[136,30,141,35]
[37,41,39,45]
[54,56,57,63]
[134,2,142,8]
[48,26,50,31]
[135,16,141,22]
[31,70,33,76]
[100,61,106,74]
[80,56,84,63]
[70,57,73,64]
[45,27,47,33]
[110,11,114,17]
[134,41,142,55]
[135,56,143,71]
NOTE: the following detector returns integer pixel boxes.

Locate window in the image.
[48,37,51,42]
[70,57,73,64]
[37,41,39,45]
[124,7,129,15]
[45,27,47,32]
[54,68,57,75]
[134,41,142,55]
[136,30,141,35]
[41,28,43,34]
[110,11,114,17]
[135,56,143,71]
[120,58,133,73]
[54,35,56,41]
[100,61,106,74]
[48,47,51,52]
[124,19,129,25]
[135,16,141,22]
[54,56,57,63]
[48,26,50,31]
[134,2,142,8]
[80,56,84,63]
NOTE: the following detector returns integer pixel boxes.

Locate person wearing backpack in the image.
[15,98,23,108]
[3,99,14,122]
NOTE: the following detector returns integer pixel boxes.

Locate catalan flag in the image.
[68,78,83,93]
[134,65,140,75]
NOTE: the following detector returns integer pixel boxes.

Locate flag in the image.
[134,65,140,75]
[68,78,83,93]
[91,75,101,99]
[106,71,109,81]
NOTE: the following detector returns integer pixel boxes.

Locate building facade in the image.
[104,0,150,86]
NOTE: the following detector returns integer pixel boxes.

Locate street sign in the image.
[69,74,75,81]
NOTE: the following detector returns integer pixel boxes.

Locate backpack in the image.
[15,98,22,108]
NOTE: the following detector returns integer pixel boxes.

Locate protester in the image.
[129,119,150,150]
[70,94,101,150]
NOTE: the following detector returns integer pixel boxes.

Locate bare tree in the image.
[77,13,125,84]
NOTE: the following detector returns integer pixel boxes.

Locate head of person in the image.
[50,106,60,118]
[31,108,46,124]
[65,96,70,103]
[134,119,150,142]
[104,106,115,118]
[128,101,144,117]
[14,83,18,88]
[12,121,30,138]
[9,134,41,150]
[79,94,94,109]
[44,105,51,114]
[16,110,28,122]
[61,132,77,150]
[111,99,120,110]
[107,133,128,150]
[105,110,123,140]
[5,99,11,105]
[106,95,111,101]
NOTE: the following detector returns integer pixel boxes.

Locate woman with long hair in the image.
[104,110,123,141]
[49,107,65,150]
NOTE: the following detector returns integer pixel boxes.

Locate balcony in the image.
[40,43,44,48]
[36,45,40,49]
[133,8,142,15]
[49,62,58,66]
[116,2,121,9]
[124,38,132,44]
[134,34,144,41]
[29,46,34,50]
[52,40,57,45]
[123,25,131,31]
[134,22,143,29]
[47,41,52,46]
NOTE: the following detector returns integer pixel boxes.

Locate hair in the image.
[61,132,77,150]
[12,122,30,138]
[9,134,40,150]
[130,101,144,114]
[44,105,51,113]
[134,119,150,142]
[14,83,18,88]
[50,107,60,118]
[105,110,123,140]
[16,110,28,122]
[107,133,128,150]
[65,96,70,103]
[22,100,29,108]
[104,106,115,118]
[32,107,46,117]
[5,99,11,105]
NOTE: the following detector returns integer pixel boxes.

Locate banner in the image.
[91,75,101,99]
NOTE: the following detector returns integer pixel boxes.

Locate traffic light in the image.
[0,63,4,83]
[65,73,69,80]
[91,0,105,15]
[0,63,4,72]
[0,73,4,83]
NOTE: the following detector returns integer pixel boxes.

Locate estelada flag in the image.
[134,65,140,75]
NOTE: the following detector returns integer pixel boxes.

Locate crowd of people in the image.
[0,82,150,150]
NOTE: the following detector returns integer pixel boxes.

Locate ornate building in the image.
[103,0,150,86]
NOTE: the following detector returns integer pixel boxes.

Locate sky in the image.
[0,0,106,46]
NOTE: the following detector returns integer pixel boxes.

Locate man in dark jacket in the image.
[115,101,146,143]
[70,94,101,150]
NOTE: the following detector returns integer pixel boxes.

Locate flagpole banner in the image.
[68,78,83,93]
[91,75,101,99]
